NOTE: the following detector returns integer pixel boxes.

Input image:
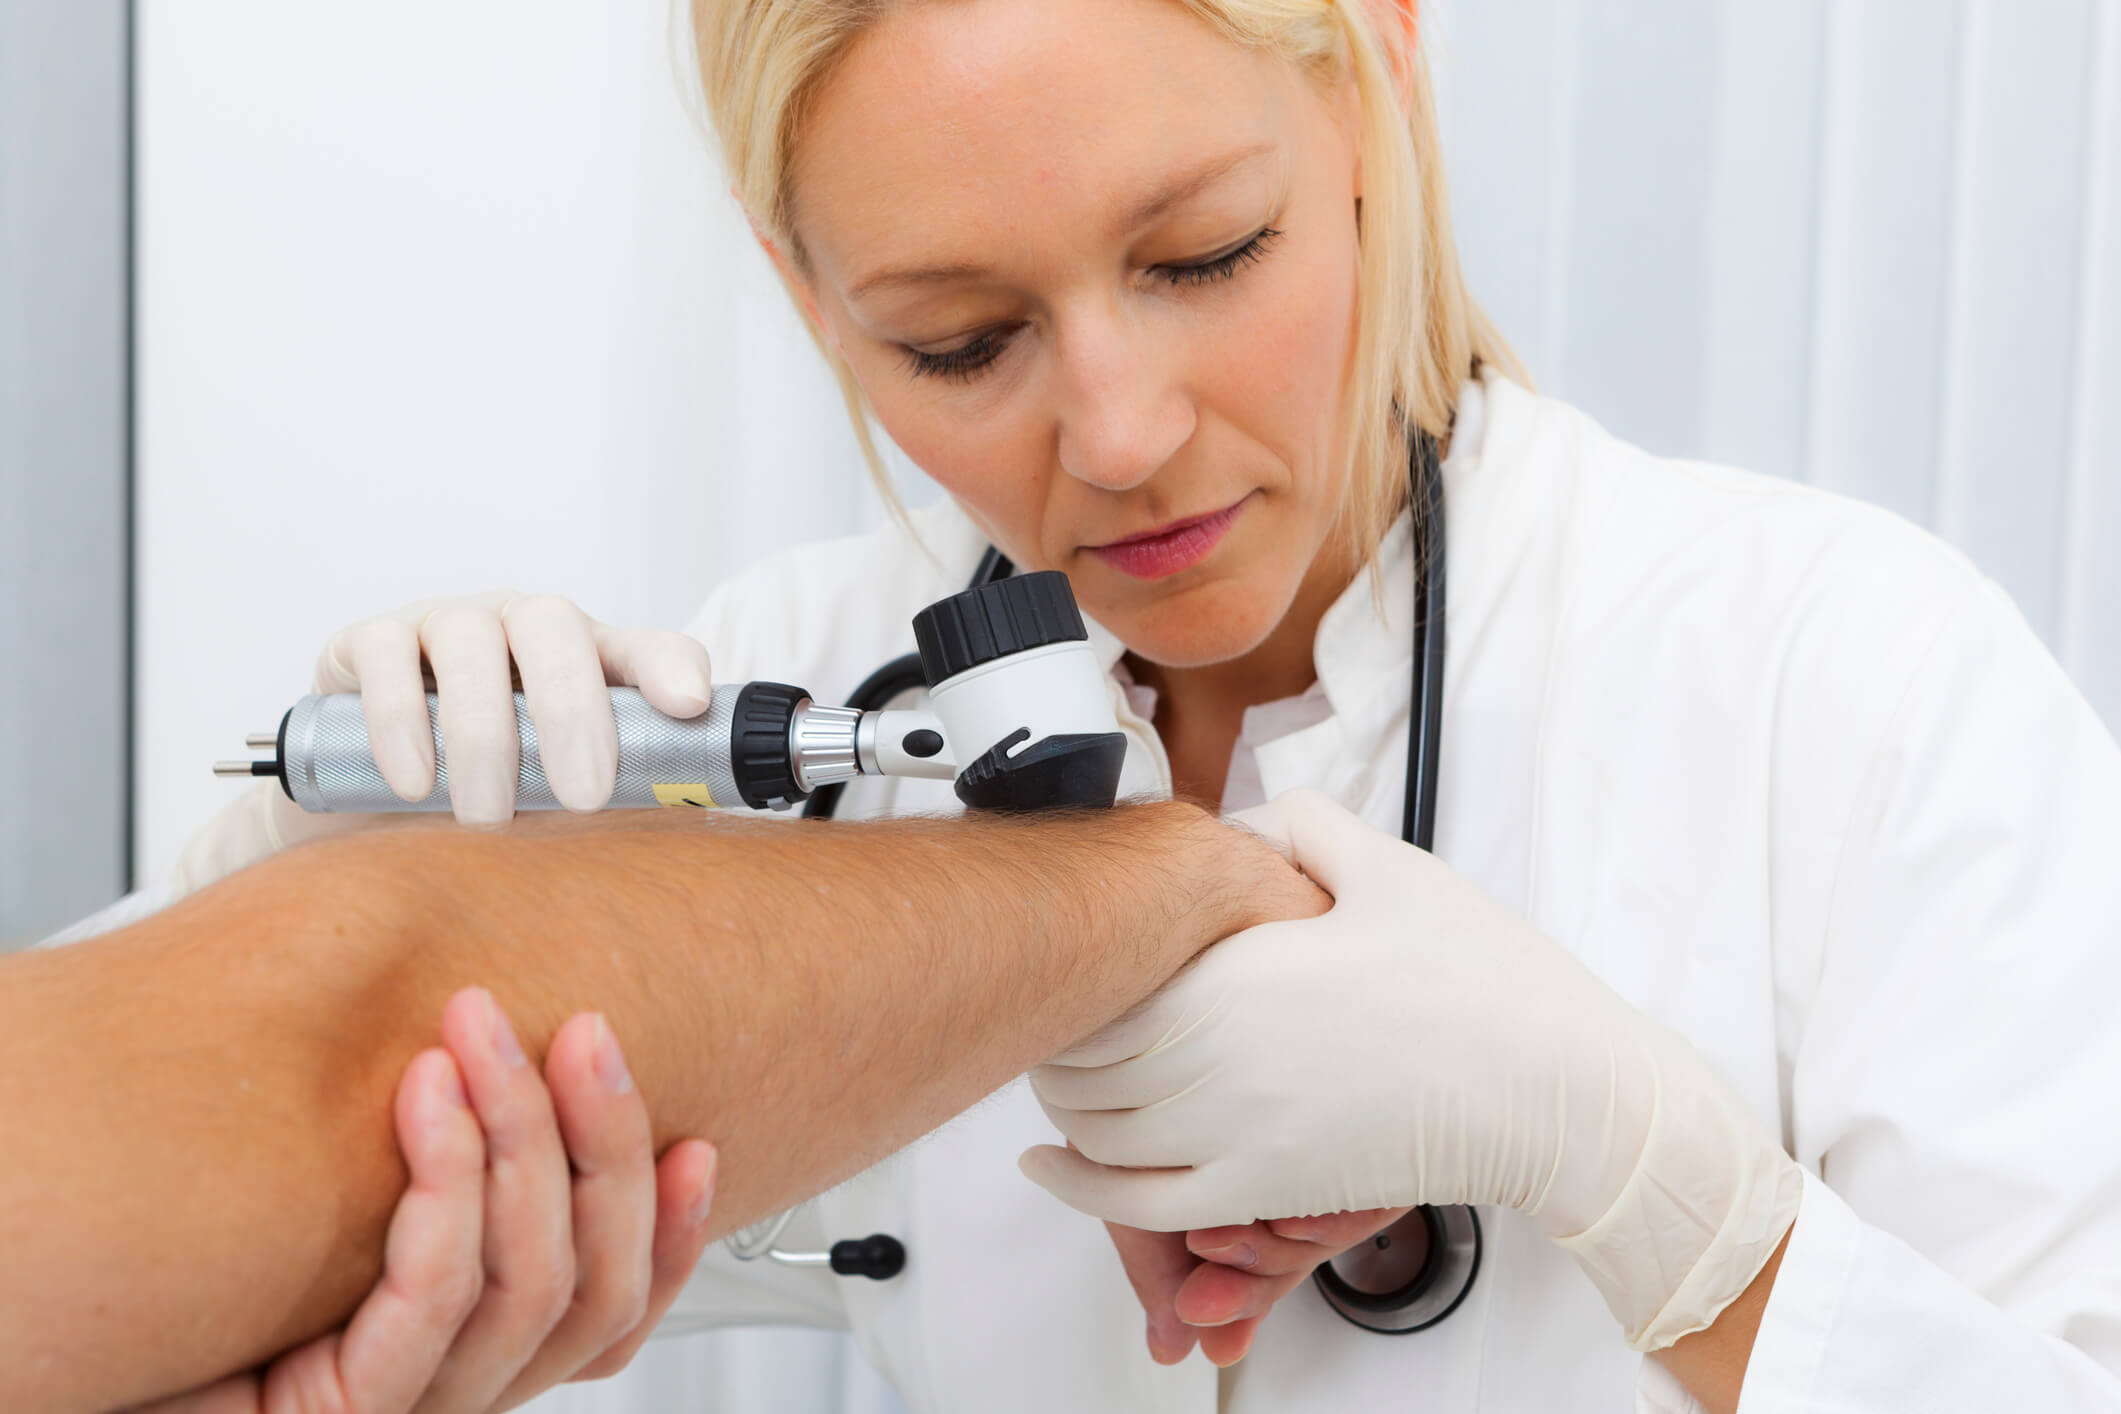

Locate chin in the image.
[1094,577,1291,670]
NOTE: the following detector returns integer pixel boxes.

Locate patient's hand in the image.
[132,991,718,1413]
[1106,1209,1409,1366]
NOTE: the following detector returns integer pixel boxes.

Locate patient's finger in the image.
[1188,1208,1405,1274]
[567,1139,718,1385]
[301,1049,488,1409]
[1104,1223,1201,1367]
[490,1014,657,1405]
[412,990,576,1414]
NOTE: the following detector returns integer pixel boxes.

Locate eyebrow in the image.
[846,140,1279,301]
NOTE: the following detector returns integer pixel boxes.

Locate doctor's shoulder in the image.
[1522,388,2037,733]
[678,498,990,701]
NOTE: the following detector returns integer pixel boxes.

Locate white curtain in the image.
[1434,0,2121,717]
[132,3,2118,1411]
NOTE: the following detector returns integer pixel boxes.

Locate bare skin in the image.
[0,803,1322,1413]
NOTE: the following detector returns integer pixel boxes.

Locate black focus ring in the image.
[912,570,1087,686]
[729,681,808,809]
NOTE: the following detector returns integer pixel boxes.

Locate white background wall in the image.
[131,2,2118,1411]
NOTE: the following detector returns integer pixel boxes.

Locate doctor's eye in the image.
[1154,226,1283,288]
[903,325,1018,382]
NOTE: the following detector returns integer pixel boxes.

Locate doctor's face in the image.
[783,0,1368,669]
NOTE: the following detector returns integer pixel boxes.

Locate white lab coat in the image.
[657,375,2121,1411]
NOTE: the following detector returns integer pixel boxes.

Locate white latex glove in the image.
[170,591,714,899]
[1021,788,1803,1352]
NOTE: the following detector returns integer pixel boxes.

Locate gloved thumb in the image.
[1019,1144,1219,1233]
[1239,787,1384,900]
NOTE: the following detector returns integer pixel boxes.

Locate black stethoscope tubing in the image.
[804,430,1477,1332]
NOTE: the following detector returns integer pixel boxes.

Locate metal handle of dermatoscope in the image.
[223,685,863,815]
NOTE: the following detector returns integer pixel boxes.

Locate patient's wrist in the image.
[1148,801,1328,952]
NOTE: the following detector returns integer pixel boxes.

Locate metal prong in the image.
[246,732,277,750]
[215,760,259,777]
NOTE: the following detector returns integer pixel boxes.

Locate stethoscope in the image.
[728,427,1482,1335]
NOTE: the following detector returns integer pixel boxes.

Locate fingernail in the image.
[593,1015,633,1094]
[687,1158,718,1229]
[487,993,527,1069]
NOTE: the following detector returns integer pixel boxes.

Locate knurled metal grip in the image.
[279,687,746,813]
[912,571,1087,686]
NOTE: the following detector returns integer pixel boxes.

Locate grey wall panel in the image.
[0,0,130,947]
[2062,5,2121,726]
[1934,0,2100,644]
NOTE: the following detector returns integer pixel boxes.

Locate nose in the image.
[1051,310,1196,493]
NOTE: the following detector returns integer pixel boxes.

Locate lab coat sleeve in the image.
[1738,577,2121,1411]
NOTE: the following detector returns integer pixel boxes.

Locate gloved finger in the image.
[487,1013,657,1405]
[501,597,618,814]
[1042,980,1214,1070]
[569,1139,719,1385]
[1254,787,1393,898]
[1033,1095,1217,1172]
[411,990,576,1414]
[1264,1207,1411,1248]
[1029,1042,1205,1112]
[419,606,521,826]
[1019,1144,1237,1232]
[1102,1222,1201,1366]
[594,624,714,720]
[322,616,437,802]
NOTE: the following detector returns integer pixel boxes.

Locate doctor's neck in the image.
[1126,532,1362,805]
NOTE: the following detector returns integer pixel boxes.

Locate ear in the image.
[1358,0,1419,112]
[1343,1,1419,204]
[740,190,838,348]
[755,226,835,356]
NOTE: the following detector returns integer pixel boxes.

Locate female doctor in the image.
[159,0,2121,1409]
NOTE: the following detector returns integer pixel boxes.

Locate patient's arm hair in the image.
[0,803,1319,1413]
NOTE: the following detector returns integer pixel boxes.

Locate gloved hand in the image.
[1022,788,1803,1352]
[171,591,715,899]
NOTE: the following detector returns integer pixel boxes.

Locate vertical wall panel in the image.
[1933,0,2098,644]
[2062,1,2121,723]
[1699,0,1830,482]
[1804,0,1969,522]
[1430,0,1579,378]
[1555,0,1722,457]
[0,1,130,946]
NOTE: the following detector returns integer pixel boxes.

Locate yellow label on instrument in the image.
[652,783,719,809]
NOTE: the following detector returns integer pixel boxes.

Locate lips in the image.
[1088,498,1248,580]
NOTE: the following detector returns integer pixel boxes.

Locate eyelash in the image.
[902,226,1285,383]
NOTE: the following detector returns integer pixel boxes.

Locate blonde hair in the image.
[689,0,1524,563]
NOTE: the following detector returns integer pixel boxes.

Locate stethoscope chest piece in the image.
[1314,1204,1482,1334]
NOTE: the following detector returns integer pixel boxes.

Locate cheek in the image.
[1204,230,1360,498]
[855,369,1056,563]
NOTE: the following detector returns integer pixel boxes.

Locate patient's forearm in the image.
[0,804,1311,1411]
